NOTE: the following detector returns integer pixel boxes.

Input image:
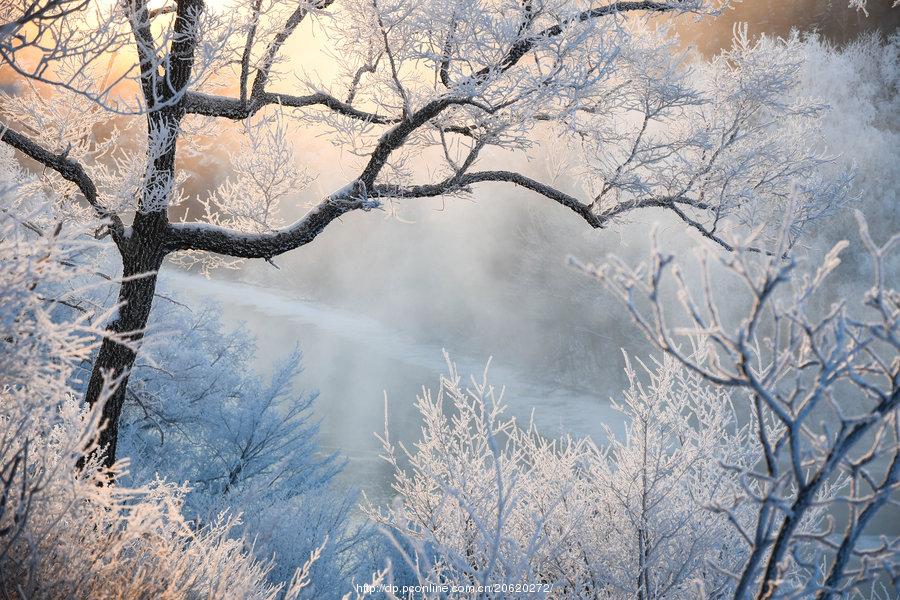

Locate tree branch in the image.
[358,96,477,185]
[164,186,367,258]
[0,125,125,242]
[239,0,264,102]
[372,170,605,228]
[168,166,758,263]
[168,165,602,260]
[472,1,678,81]
[0,0,89,42]
[668,204,778,256]
[183,90,398,123]
[249,0,336,99]
[125,0,160,106]
[163,0,204,101]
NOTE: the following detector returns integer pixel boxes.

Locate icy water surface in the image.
[162,270,625,506]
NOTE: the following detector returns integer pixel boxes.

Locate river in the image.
[162,270,626,506]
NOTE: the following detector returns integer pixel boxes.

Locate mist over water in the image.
[163,270,626,505]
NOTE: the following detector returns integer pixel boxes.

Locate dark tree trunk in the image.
[84,214,167,468]
[82,43,187,463]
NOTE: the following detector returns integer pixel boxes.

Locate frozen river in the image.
[163,270,626,505]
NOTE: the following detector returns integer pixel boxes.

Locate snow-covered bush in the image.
[371,210,898,597]
[590,211,899,598]
[0,162,281,598]
[370,353,760,598]
[116,295,368,596]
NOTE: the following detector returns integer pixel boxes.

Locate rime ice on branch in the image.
[583,213,899,599]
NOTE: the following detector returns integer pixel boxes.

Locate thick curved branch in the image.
[358,96,477,185]
[166,170,600,261]
[0,125,125,242]
[166,171,773,263]
[372,170,605,228]
[183,90,398,123]
[165,191,363,258]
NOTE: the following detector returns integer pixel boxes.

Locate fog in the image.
[162,269,629,504]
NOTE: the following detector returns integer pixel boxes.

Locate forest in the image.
[0,0,898,598]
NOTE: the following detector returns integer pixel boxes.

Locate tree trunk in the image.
[81,0,200,469]
[84,226,165,468]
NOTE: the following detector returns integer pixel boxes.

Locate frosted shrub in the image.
[0,167,280,598]
[590,212,899,598]
[370,354,759,599]
[2,476,277,599]
[117,296,366,596]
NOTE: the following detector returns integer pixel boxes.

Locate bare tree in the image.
[586,212,898,598]
[0,0,848,465]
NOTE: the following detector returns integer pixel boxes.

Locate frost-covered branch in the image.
[166,183,370,258]
[0,125,125,242]
[372,170,605,227]
[584,212,900,598]
[370,352,758,597]
[183,89,397,123]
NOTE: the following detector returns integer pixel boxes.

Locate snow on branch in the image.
[370,351,758,597]
[1,0,849,267]
[581,211,899,598]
